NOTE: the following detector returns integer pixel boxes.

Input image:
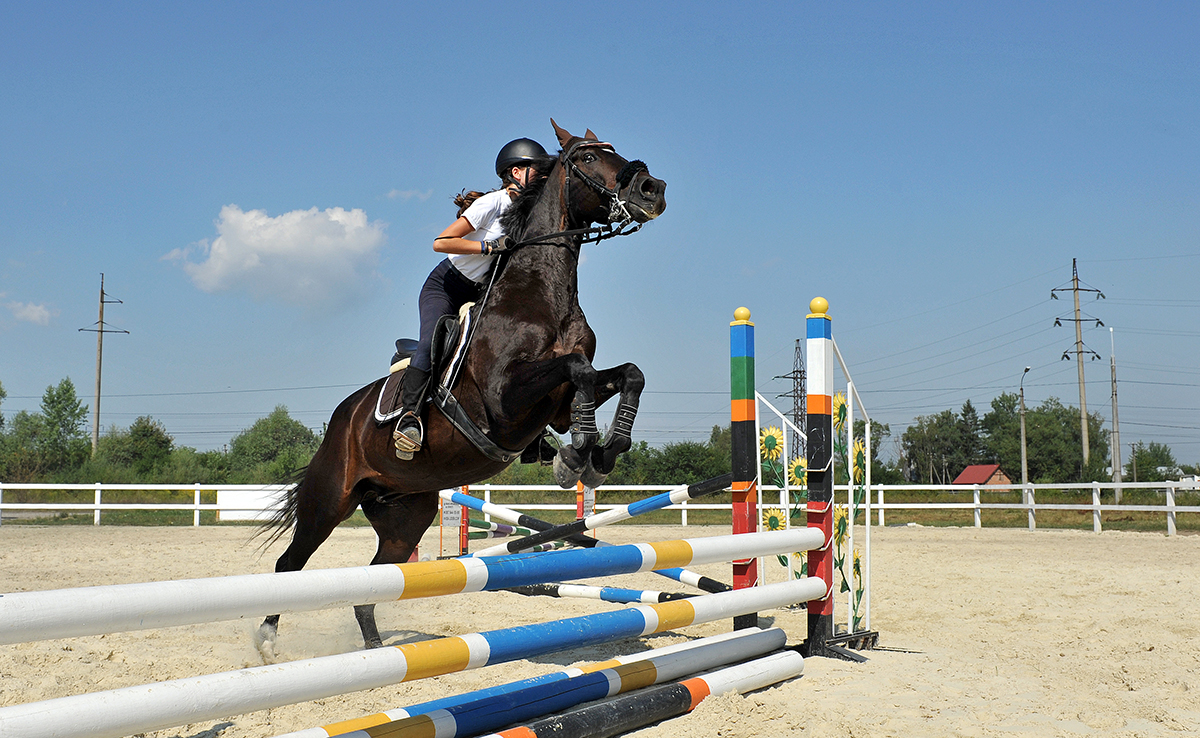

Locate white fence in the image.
[1,480,1197,535]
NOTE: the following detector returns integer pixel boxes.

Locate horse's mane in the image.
[499,154,560,241]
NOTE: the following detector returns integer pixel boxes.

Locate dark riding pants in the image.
[412,259,483,372]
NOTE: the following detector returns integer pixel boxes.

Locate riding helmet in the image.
[495,138,549,177]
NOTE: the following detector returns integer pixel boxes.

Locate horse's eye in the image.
[582,153,596,163]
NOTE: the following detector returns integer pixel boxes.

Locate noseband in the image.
[515,139,652,248]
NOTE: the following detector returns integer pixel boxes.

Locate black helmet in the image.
[495,138,549,178]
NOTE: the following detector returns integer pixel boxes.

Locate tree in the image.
[1125,441,1180,482]
[0,379,6,432]
[982,394,1109,483]
[98,416,174,475]
[958,400,985,467]
[901,410,962,483]
[228,406,319,479]
[29,378,90,473]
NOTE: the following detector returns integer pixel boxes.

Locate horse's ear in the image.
[584,128,598,141]
[551,118,574,146]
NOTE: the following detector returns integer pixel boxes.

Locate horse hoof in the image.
[553,454,583,488]
[364,638,384,649]
[253,624,278,663]
[579,463,608,488]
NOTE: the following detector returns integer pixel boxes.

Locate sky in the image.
[1,2,1197,469]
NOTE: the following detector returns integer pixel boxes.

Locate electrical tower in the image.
[1051,258,1104,469]
[78,274,128,455]
[774,339,806,459]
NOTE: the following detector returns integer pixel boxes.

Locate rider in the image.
[393,137,550,459]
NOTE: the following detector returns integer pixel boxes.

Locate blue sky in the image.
[1,2,1197,467]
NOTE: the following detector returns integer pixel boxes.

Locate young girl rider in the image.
[393,137,550,459]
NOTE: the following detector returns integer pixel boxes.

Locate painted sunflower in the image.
[759,426,784,461]
[852,438,866,483]
[788,457,808,486]
[832,391,847,430]
[762,507,787,531]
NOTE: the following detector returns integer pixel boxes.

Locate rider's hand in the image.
[484,236,511,255]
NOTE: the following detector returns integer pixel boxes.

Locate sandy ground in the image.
[1,522,1198,738]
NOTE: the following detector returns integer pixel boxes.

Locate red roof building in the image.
[952,464,1012,486]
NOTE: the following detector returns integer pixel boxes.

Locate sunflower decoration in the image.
[789,457,808,487]
[762,507,787,531]
[852,438,866,484]
[833,504,849,545]
[853,548,863,577]
[832,391,848,431]
[759,426,784,461]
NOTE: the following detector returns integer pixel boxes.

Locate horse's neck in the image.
[494,185,581,309]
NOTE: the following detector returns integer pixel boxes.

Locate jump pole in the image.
[0,528,818,645]
[0,578,825,738]
[442,488,731,594]
[272,627,783,738]
[730,306,758,629]
[471,474,733,557]
[283,627,789,738]
[480,650,806,738]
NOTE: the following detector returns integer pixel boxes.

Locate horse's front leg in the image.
[551,354,600,488]
[580,362,645,487]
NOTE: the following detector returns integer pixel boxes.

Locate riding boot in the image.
[393,367,430,460]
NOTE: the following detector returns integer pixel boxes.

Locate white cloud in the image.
[386,189,433,201]
[7,301,55,326]
[169,205,387,307]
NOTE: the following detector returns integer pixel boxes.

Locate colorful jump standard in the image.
[804,297,864,662]
[730,306,758,629]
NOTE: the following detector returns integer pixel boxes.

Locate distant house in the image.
[952,464,1012,486]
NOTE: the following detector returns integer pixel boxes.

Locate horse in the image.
[256,120,666,652]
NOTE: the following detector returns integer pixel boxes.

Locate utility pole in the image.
[1052,258,1103,474]
[774,339,806,460]
[78,274,128,455]
[1110,327,1122,504]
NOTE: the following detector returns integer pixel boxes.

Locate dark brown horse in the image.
[256,120,666,651]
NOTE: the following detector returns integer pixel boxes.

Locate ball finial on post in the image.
[809,297,828,316]
[734,306,751,322]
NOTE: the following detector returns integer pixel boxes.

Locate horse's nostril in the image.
[640,179,659,197]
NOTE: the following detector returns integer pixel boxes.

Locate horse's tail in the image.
[254,466,307,551]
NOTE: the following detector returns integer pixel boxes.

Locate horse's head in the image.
[551,119,666,225]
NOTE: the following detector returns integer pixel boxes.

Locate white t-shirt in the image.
[448,189,511,283]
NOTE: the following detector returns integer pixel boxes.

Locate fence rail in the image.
[1,481,1197,535]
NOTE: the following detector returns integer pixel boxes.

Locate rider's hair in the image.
[453,190,488,218]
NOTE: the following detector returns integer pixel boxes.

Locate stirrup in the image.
[393,413,424,460]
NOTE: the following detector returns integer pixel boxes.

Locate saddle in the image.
[375,302,473,424]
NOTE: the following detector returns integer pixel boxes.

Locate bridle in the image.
[514,139,651,248]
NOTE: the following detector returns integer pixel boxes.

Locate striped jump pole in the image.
[805,296,840,659]
[272,627,782,738]
[0,528,819,645]
[285,628,787,738]
[480,650,806,738]
[730,306,758,629]
[504,583,695,604]
[0,578,825,738]
[471,474,733,557]
[441,489,731,594]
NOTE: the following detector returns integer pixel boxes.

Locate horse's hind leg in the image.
[255,472,357,656]
[355,490,439,648]
[582,362,645,487]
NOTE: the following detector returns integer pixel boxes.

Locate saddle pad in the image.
[374,372,405,424]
